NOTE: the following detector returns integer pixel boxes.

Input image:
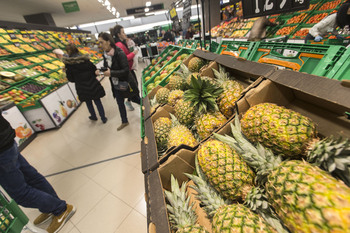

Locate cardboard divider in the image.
[147,148,213,233]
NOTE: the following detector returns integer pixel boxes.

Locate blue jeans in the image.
[85,99,106,120]
[115,91,141,123]
[0,142,66,215]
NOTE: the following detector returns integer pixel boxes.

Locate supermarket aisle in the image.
[20,61,147,233]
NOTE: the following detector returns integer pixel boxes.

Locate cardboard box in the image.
[147,148,212,233]
[236,70,350,139]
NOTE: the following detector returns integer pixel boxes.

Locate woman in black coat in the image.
[97,32,140,131]
[63,44,107,123]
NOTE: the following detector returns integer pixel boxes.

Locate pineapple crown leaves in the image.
[245,187,290,233]
[169,113,181,128]
[164,175,198,230]
[213,117,283,186]
[185,157,231,219]
[184,75,223,114]
[306,136,350,187]
[150,96,158,106]
[212,64,230,83]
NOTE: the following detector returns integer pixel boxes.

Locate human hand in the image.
[95,70,100,76]
[336,34,344,40]
[314,35,323,42]
[103,68,111,77]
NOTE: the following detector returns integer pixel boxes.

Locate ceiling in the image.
[0,0,177,27]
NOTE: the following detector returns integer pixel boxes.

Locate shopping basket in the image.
[0,186,47,233]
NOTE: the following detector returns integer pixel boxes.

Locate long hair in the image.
[98,32,116,50]
[336,2,350,28]
[110,24,128,48]
[65,43,79,57]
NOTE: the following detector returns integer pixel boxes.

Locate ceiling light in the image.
[144,8,150,12]
[104,0,110,6]
[116,12,120,18]
[146,1,151,6]
[107,5,111,11]
[145,12,155,16]
[112,7,116,12]
[222,0,230,3]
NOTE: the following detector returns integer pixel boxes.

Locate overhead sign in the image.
[182,0,192,30]
[62,1,80,13]
[242,0,310,19]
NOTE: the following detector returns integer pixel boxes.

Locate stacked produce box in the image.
[141,50,350,233]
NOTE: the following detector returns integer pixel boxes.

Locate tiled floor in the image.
[20,61,148,233]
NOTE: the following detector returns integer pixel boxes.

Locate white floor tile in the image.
[114,210,147,233]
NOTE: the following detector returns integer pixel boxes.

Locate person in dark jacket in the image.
[97,32,141,131]
[63,44,107,123]
[0,111,75,233]
[248,16,278,41]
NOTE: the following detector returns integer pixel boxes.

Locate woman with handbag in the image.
[63,43,107,123]
[97,32,141,131]
[110,25,139,111]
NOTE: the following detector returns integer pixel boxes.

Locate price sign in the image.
[29,34,35,39]
[242,0,310,19]
[33,41,38,46]
[182,0,192,30]
[8,33,17,40]
[44,34,49,39]
[14,42,20,47]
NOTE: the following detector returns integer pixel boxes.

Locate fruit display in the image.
[17,35,31,43]
[276,26,297,35]
[0,28,6,33]
[0,60,21,69]
[188,57,205,73]
[20,44,36,52]
[35,76,59,86]
[0,48,10,56]
[286,13,307,24]
[0,36,8,44]
[26,56,44,63]
[14,58,32,66]
[319,0,342,11]
[0,81,10,91]
[306,13,328,24]
[32,65,50,73]
[18,82,46,94]
[42,63,59,70]
[3,45,25,54]
[294,28,310,37]
[51,60,64,67]
[14,68,39,78]
[37,54,53,61]
[230,30,248,38]
[0,89,32,104]
[30,44,45,51]
[40,42,52,50]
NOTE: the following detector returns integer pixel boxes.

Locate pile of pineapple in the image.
[152,57,245,157]
[164,103,350,233]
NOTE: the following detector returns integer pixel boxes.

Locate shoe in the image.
[102,117,108,124]
[34,213,53,225]
[89,116,98,121]
[117,122,129,131]
[125,100,134,111]
[46,204,76,233]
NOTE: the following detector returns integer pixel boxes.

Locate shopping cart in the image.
[0,186,47,233]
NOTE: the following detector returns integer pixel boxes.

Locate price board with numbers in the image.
[242,0,310,19]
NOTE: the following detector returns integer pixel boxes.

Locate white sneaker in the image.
[125,100,134,111]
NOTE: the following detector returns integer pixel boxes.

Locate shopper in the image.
[110,25,139,111]
[305,3,350,43]
[0,112,76,233]
[63,44,107,123]
[97,32,141,131]
[162,29,175,42]
[247,16,278,41]
[185,25,195,39]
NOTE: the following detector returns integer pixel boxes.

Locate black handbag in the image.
[111,74,138,98]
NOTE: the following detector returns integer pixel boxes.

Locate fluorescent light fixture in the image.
[112,7,116,12]
[124,20,172,34]
[116,11,120,17]
[144,7,150,12]
[222,0,230,3]
[121,16,135,20]
[145,12,155,16]
[78,22,96,28]
[107,5,111,11]
[153,10,167,15]
[146,1,151,6]
[98,0,103,2]
[94,18,118,26]
[104,0,110,6]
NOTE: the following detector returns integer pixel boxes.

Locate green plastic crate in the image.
[326,47,350,80]
[247,42,346,77]
[216,40,256,59]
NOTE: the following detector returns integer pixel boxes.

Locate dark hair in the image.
[98,32,116,49]
[336,2,350,28]
[110,24,128,48]
[65,43,79,57]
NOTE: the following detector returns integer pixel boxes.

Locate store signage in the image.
[62,1,80,13]
[182,0,192,30]
[29,34,35,39]
[21,31,28,38]
[8,33,17,40]
[126,3,164,15]
[14,42,20,47]
[33,41,38,46]
[242,0,310,19]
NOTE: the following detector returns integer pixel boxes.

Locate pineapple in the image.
[174,99,196,127]
[188,57,205,73]
[168,90,184,106]
[164,175,209,233]
[197,139,255,201]
[168,75,186,91]
[186,72,199,85]
[186,159,277,233]
[168,124,197,149]
[184,76,226,140]
[213,65,244,118]
[215,118,350,233]
[150,97,159,114]
[153,117,172,151]
[240,103,317,157]
[155,87,170,105]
